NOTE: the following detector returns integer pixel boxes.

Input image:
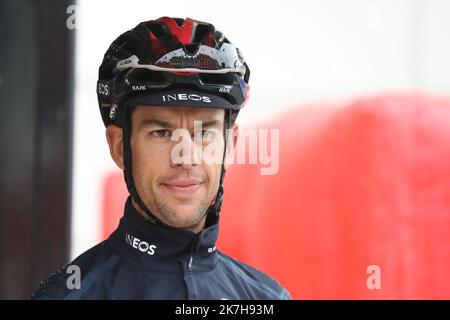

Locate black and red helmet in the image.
[97,16,250,127]
[97,17,250,226]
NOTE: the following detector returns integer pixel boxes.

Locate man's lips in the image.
[160,179,204,194]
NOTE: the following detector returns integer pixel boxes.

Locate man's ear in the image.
[224,123,238,170]
[105,125,124,170]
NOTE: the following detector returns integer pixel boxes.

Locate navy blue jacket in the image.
[32,197,290,300]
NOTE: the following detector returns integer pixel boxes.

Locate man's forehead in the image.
[133,105,225,123]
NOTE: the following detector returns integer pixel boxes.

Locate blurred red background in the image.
[102,92,450,299]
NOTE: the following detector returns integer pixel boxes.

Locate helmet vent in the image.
[193,24,212,43]
[184,43,200,55]
[146,23,167,39]
[173,18,185,27]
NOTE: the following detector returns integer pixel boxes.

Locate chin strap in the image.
[122,109,161,226]
[203,110,230,227]
[122,108,231,230]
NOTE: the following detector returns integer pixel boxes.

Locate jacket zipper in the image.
[187,233,202,270]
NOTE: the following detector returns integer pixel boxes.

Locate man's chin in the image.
[163,212,207,231]
[152,190,212,229]
[171,204,205,219]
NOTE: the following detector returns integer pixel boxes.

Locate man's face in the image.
[106,105,237,232]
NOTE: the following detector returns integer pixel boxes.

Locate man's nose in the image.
[170,133,202,169]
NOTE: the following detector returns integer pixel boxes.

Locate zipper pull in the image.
[188,256,194,270]
[187,233,201,270]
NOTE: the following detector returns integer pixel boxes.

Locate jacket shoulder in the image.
[31,241,119,300]
[217,251,291,300]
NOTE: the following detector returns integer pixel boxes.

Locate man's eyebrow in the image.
[139,119,223,129]
[198,119,223,128]
[139,119,176,129]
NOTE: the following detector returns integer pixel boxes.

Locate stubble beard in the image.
[153,189,215,229]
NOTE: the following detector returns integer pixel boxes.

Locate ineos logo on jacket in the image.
[125,234,157,256]
[97,83,109,96]
[161,93,211,103]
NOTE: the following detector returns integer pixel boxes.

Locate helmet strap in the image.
[204,109,230,227]
[122,109,162,226]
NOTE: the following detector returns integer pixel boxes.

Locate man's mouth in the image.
[160,179,203,195]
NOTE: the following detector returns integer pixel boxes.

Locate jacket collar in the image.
[107,196,219,272]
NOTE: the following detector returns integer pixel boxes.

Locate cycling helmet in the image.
[96,17,250,228]
[97,16,250,127]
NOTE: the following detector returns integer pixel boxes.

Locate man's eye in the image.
[150,130,170,139]
[194,130,216,141]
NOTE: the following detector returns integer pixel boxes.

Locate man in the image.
[32,16,290,299]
